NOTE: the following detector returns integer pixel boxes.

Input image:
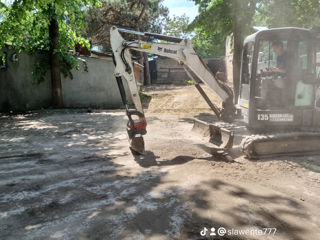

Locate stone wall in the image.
[0,49,51,111]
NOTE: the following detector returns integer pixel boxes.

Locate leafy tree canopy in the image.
[188,0,259,101]
[189,0,259,58]
[162,14,190,38]
[256,0,320,28]
[190,0,320,58]
[0,0,100,82]
[192,29,225,57]
[84,0,168,50]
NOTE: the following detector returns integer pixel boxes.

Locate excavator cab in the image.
[238,28,320,131]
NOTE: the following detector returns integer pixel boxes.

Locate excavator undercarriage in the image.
[193,118,320,159]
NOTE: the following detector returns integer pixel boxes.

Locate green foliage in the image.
[257,0,320,28]
[32,54,50,83]
[0,51,5,63]
[84,0,168,49]
[187,79,194,85]
[189,0,233,35]
[188,0,232,58]
[141,0,169,33]
[139,91,148,102]
[189,0,320,58]
[163,14,190,38]
[0,0,100,83]
[189,0,259,57]
[192,28,225,57]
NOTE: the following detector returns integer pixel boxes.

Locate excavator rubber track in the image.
[241,132,320,159]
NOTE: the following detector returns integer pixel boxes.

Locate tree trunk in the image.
[49,18,63,108]
[232,10,243,104]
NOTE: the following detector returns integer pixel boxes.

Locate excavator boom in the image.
[110,26,235,154]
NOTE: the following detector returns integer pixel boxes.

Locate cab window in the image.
[297,40,314,74]
[257,40,287,74]
[241,42,254,84]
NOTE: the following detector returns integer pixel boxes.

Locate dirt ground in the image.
[1,85,320,240]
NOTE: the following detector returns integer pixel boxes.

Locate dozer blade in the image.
[241,132,320,159]
[192,119,234,149]
[129,134,145,155]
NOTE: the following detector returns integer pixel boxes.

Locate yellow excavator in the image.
[110,26,320,159]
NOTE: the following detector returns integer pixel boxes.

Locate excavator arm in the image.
[110,26,236,154]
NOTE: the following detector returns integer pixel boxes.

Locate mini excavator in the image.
[110,26,320,159]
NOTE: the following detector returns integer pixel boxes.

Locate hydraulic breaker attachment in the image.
[192,119,234,149]
[126,110,147,155]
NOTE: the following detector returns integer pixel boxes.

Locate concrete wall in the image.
[0,49,52,111]
[0,48,126,112]
[61,56,124,109]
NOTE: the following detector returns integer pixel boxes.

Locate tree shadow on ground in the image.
[99,177,309,240]
[0,110,313,240]
[133,150,237,168]
[180,179,309,240]
[0,110,137,239]
[133,151,194,168]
